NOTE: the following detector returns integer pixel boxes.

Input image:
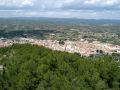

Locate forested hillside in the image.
[0,44,120,90]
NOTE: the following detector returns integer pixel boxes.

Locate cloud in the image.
[21,0,34,7]
[0,0,34,8]
[84,0,119,5]
[0,9,120,19]
[0,0,120,10]
[0,0,120,19]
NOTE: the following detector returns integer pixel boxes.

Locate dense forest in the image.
[0,44,120,90]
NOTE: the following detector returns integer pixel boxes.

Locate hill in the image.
[0,44,120,90]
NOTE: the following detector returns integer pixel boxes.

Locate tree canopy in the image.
[0,44,120,90]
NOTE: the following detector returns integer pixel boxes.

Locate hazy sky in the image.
[0,0,120,19]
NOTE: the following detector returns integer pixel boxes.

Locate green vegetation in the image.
[0,19,120,45]
[0,44,120,90]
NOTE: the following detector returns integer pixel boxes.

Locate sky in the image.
[0,0,120,19]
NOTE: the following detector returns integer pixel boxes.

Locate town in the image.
[0,37,120,56]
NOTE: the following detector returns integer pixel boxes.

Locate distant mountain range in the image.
[0,17,120,25]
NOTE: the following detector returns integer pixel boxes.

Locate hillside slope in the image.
[0,44,120,90]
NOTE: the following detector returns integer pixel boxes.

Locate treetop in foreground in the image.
[0,44,120,90]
